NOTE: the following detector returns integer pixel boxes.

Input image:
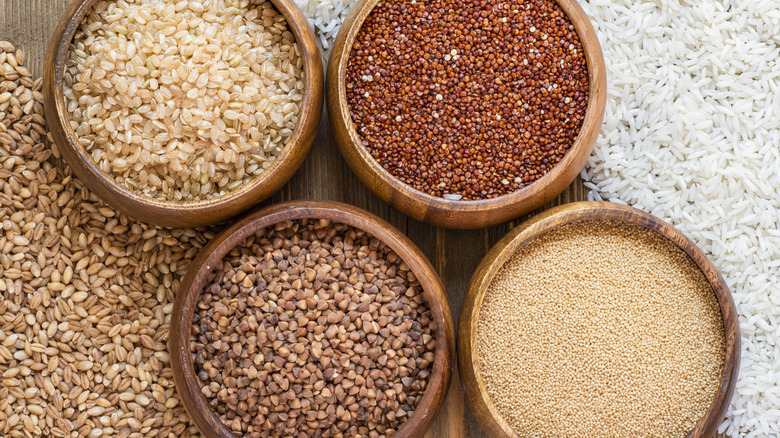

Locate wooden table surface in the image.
[0,1,728,437]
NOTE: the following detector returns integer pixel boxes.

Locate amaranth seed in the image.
[476,220,726,438]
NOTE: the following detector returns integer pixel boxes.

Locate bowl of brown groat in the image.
[170,200,455,438]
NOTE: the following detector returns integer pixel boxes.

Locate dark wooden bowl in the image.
[43,0,324,228]
[170,200,455,438]
[326,0,607,229]
[458,201,740,438]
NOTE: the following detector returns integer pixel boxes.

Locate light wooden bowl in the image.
[458,201,740,438]
[327,0,606,229]
[170,200,455,438]
[43,0,324,228]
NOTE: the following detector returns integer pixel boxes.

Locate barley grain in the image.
[0,41,215,438]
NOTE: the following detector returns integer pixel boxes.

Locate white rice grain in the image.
[293,0,359,56]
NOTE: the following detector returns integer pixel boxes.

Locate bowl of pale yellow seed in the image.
[43,0,324,228]
[458,201,739,438]
[170,200,455,438]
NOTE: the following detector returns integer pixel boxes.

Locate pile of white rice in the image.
[580,1,780,436]
[293,0,359,56]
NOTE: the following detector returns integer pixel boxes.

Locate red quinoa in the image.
[346,0,589,200]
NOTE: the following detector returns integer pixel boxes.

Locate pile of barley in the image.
[64,0,305,202]
[0,41,211,438]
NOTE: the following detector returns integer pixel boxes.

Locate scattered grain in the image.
[0,41,214,438]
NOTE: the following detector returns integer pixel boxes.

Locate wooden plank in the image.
[0,1,730,437]
[0,0,69,78]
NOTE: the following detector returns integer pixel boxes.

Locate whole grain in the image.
[64,0,305,202]
[191,219,436,437]
[0,42,211,438]
[477,220,725,438]
[346,0,589,200]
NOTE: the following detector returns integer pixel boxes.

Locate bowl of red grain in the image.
[327,0,606,229]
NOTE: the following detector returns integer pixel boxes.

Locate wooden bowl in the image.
[327,0,607,229]
[458,201,740,438]
[170,200,455,437]
[43,0,324,228]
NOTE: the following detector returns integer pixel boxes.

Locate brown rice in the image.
[64,0,305,202]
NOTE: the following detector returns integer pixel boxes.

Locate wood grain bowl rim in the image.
[170,200,455,438]
[326,0,607,229]
[457,201,740,438]
[43,0,324,228]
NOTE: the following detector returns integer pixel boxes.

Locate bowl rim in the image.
[170,199,455,438]
[327,0,607,227]
[457,201,740,438]
[44,0,323,223]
